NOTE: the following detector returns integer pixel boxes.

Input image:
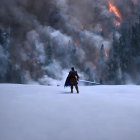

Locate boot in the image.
[77,90,79,94]
[76,86,79,94]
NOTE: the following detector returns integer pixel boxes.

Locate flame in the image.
[114,21,120,26]
[101,28,103,32]
[105,51,108,57]
[109,1,122,20]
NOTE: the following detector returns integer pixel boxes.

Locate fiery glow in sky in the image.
[109,1,122,20]
[105,51,108,57]
[114,21,121,26]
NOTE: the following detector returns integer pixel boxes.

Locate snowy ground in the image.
[0,84,140,140]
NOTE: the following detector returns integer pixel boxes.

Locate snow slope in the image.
[0,84,140,140]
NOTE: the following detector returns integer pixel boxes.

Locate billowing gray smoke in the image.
[0,0,140,84]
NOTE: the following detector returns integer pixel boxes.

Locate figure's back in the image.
[69,71,77,79]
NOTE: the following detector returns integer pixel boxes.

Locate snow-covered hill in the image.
[0,84,140,140]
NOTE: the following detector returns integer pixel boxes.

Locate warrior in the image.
[67,67,79,93]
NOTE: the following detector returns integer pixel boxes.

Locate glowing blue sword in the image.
[78,80,100,85]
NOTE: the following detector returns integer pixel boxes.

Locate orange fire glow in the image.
[109,1,122,20]
[105,51,108,57]
[114,21,120,26]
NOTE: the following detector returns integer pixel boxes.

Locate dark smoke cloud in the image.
[0,0,139,84]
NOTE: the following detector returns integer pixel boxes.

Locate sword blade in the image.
[79,80,100,85]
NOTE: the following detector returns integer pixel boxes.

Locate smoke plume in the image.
[0,0,140,84]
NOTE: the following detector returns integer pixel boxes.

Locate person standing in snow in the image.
[68,67,79,93]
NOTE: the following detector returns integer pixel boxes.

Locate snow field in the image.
[0,84,140,140]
